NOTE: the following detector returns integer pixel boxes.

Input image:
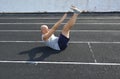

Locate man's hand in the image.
[60,13,67,22]
[53,13,67,29]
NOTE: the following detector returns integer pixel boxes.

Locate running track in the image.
[0,13,120,79]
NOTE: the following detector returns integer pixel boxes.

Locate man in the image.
[41,6,83,50]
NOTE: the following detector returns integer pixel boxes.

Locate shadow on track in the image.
[19,46,61,61]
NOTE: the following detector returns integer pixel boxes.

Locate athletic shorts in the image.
[58,34,70,50]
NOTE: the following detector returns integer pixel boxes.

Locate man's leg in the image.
[62,6,82,38]
[58,6,83,50]
[58,13,79,50]
[62,14,78,38]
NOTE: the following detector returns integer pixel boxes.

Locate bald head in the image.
[41,25,48,29]
[41,25,49,34]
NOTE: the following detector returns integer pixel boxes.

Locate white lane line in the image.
[0,60,120,66]
[0,17,120,20]
[1,41,120,44]
[0,23,120,25]
[88,42,97,63]
[0,30,41,32]
[0,30,120,32]
[0,41,44,43]
[70,41,120,44]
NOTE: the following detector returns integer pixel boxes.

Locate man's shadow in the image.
[19,46,61,61]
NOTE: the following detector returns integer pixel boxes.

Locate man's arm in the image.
[43,13,67,41]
